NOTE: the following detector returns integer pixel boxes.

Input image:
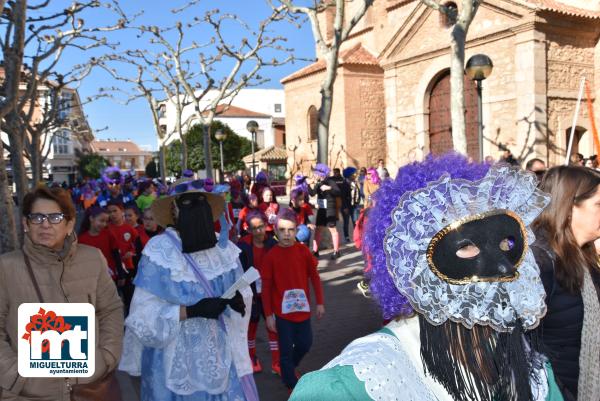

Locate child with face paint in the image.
[238,194,260,236]
[261,209,325,391]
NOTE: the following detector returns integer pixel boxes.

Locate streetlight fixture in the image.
[246,120,259,180]
[215,129,227,182]
[465,54,493,161]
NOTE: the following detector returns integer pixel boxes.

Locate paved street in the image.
[117,242,384,401]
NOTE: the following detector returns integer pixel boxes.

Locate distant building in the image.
[90,139,153,177]
[159,88,286,151]
[282,0,600,174]
[0,66,94,185]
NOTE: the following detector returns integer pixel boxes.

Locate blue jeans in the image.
[275,316,313,388]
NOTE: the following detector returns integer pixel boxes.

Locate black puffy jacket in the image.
[531,230,600,401]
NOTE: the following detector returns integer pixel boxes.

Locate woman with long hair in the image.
[532,165,600,401]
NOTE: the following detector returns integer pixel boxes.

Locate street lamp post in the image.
[246,120,259,180]
[465,54,493,162]
[215,129,227,182]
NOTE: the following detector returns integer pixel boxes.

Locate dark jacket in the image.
[331,176,352,209]
[237,235,277,296]
[308,177,340,218]
[531,230,600,401]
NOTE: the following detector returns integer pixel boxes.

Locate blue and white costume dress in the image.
[119,228,257,401]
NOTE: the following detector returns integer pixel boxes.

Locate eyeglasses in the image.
[27,213,65,225]
[250,224,265,231]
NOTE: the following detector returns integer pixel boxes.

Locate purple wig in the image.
[313,163,330,178]
[292,173,309,195]
[255,171,269,184]
[363,153,489,320]
[366,168,381,185]
[102,166,124,185]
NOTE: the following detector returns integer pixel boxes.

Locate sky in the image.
[60,1,315,151]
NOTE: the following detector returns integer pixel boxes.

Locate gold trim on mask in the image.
[426,209,528,285]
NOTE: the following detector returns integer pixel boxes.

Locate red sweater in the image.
[108,222,138,270]
[261,242,324,322]
[78,229,119,276]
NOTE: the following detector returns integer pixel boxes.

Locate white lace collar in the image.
[143,228,241,282]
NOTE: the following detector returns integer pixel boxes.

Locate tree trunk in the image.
[6,113,29,206]
[159,144,167,183]
[317,50,339,165]
[0,124,18,253]
[30,134,42,185]
[181,134,188,172]
[203,124,213,180]
[449,18,468,155]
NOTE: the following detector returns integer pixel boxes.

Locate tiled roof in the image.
[203,104,271,118]
[281,43,380,84]
[242,146,287,163]
[91,140,149,154]
[524,0,600,18]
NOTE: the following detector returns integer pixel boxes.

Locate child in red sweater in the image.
[262,208,325,390]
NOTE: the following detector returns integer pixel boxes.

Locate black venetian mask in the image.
[426,210,526,284]
[175,193,217,253]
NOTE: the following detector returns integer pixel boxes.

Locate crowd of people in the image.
[1,149,599,401]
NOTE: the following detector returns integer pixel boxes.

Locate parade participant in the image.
[0,186,123,400]
[80,182,98,210]
[238,193,260,236]
[251,171,271,201]
[229,178,246,227]
[291,153,564,401]
[262,209,325,391]
[96,167,135,207]
[292,173,310,202]
[532,166,600,401]
[142,207,164,239]
[308,164,341,259]
[289,189,314,247]
[124,204,150,271]
[119,178,258,401]
[106,200,138,313]
[79,206,125,282]
[259,187,279,235]
[237,211,280,375]
[135,180,156,211]
[363,167,380,207]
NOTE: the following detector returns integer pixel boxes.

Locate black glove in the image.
[186,297,228,320]
[228,291,246,317]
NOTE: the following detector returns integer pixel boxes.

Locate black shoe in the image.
[331,251,340,260]
[313,251,320,258]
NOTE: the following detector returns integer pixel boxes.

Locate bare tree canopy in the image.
[97,2,294,179]
[272,0,374,165]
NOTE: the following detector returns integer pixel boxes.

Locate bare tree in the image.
[421,0,481,155]
[96,50,191,182]
[133,3,293,179]
[0,0,24,252]
[1,0,129,206]
[275,0,374,165]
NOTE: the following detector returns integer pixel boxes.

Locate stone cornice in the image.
[381,27,520,70]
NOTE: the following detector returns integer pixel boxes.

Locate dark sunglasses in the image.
[28,213,65,225]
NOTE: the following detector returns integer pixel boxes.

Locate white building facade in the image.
[159,88,285,149]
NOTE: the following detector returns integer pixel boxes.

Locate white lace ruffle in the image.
[324,318,449,401]
[143,228,241,282]
[384,165,549,332]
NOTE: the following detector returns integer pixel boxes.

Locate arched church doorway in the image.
[428,70,480,160]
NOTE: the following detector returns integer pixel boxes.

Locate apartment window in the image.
[59,92,72,121]
[274,103,282,113]
[52,130,70,155]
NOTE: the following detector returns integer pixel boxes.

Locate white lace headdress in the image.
[383,165,550,332]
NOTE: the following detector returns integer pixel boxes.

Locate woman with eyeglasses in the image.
[0,185,124,400]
